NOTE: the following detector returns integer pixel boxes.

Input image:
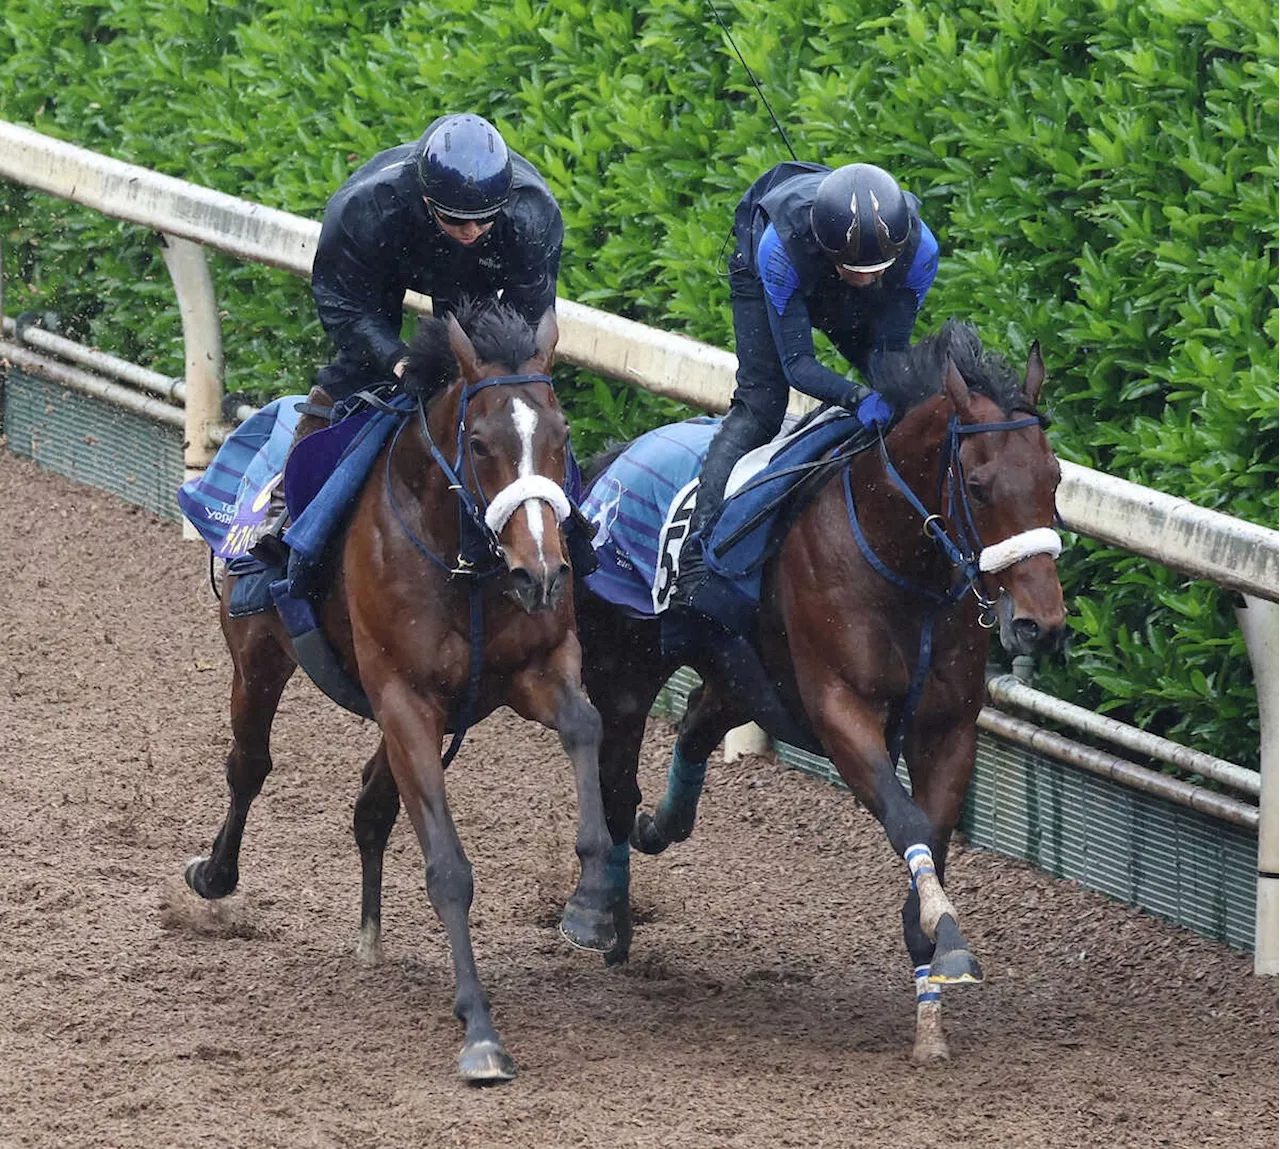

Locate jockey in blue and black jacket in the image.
[671,160,939,612]
[310,113,563,402]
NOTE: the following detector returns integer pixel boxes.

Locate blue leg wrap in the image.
[653,744,707,842]
[605,840,631,906]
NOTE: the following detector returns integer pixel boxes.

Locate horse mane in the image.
[868,319,1041,420]
[401,299,539,403]
[582,439,630,487]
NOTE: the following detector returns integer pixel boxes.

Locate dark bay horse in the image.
[577,321,1065,1064]
[184,304,616,1083]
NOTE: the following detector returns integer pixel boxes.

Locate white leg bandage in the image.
[905,842,959,941]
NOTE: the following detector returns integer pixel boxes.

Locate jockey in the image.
[252,113,563,564]
[669,160,939,618]
[310,111,563,401]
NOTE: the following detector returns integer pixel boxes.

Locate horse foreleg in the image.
[507,642,617,956]
[186,611,296,900]
[812,697,981,1063]
[901,840,982,1066]
[352,738,400,964]
[633,680,738,855]
[901,721,984,1065]
[377,686,514,1083]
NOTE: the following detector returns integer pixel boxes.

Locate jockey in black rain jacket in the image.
[310,112,564,401]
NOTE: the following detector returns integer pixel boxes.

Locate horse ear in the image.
[942,356,973,418]
[1023,340,1045,406]
[445,313,481,381]
[531,308,559,373]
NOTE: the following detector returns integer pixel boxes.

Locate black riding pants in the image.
[314,350,387,403]
[689,267,794,539]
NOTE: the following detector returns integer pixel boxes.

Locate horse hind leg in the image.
[353,738,400,964]
[576,604,670,964]
[631,680,738,856]
[186,612,296,900]
[564,685,649,966]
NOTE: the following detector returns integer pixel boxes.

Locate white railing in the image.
[1,120,1275,971]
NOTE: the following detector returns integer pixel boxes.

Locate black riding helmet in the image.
[810,163,912,272]
[416,113,513,220]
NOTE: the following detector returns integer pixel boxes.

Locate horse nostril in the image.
[1012,618,1041,648]
[506,566,538,606]
[546,562,570,608]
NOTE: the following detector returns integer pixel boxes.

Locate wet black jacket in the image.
[311,136,563,389]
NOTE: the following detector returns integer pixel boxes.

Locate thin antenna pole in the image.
[705,0,799,161]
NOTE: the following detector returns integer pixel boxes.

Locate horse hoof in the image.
[458,1039,516,1084]
[629,812,670,856]
[603,902,633,967]
[559,898,618,953]
[911,1037,951,1066]
[354,923,383,966]
[184,856,237,900]
[928,947,984,985]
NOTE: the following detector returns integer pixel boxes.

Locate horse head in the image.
[941,341,1066,657]
[406,304,572,614]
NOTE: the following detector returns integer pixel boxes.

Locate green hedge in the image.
[1,0,1275,768]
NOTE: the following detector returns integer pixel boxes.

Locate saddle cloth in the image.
[177,393,410,574]
[177,395,303,558]
[582,408,861,629]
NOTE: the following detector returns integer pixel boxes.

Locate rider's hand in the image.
[851,389,893,430]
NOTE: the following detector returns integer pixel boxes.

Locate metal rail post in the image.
[158,234,223,540]
[1237,595,1278,974]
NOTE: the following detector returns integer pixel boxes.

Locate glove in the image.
[853,389,893,430]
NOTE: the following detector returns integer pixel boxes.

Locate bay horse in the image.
[183,303,616,1083]
[577,321,1065,1064]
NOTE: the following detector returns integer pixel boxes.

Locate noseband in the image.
[387,372,566,578]
[846,412,1059,622]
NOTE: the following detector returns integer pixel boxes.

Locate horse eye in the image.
[470,438,491,459]
[967,478,990,506]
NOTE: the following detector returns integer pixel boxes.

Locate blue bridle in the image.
[382,371,558,768]
[842,411,1046,765]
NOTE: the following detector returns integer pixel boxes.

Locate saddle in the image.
[583,409,875,634]
[180,390,596,723]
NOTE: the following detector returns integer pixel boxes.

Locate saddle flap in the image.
[283,409,377,521]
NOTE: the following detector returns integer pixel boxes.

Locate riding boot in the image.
[669,403,772,612]
[248,385,335,567]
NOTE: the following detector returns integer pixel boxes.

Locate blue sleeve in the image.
[905,220,939,309]
[758,224,800,313]
[756,225,858,408]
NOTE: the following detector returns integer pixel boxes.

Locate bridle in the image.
[382,371,571,767]
[844,410,1061,763]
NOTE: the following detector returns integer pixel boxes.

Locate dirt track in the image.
[0,447,1275,1149]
